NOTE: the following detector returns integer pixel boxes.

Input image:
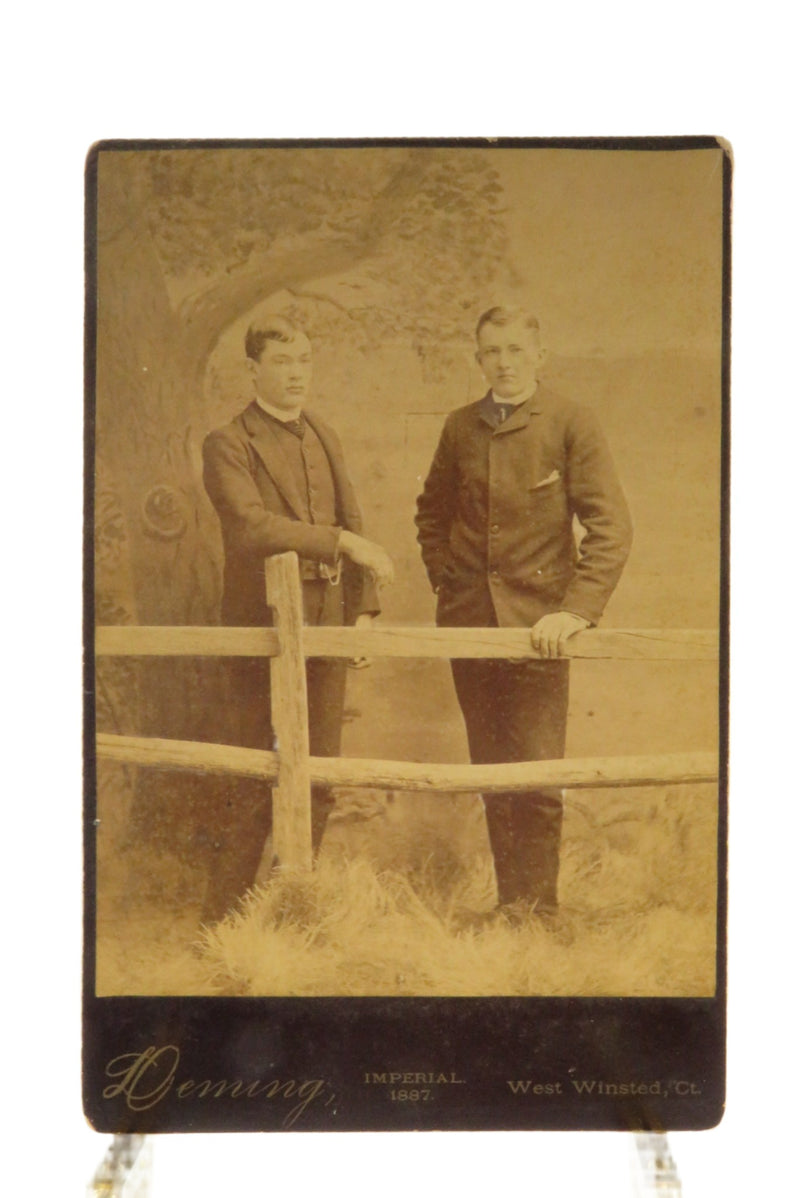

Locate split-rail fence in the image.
[95,551,719,872]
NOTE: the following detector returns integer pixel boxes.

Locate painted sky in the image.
[493,147,724,357]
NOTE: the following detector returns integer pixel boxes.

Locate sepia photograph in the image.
[86,138,727,1132]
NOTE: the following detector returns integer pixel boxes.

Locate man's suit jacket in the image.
[203,401,379,626]
[415,387,632,629]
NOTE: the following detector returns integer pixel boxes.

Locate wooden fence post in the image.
[264,552,313,872]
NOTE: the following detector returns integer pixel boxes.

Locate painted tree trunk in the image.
[94,154,229,892]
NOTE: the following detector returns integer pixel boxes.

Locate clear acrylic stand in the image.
[631,1134,682,1195]
[87,1135,152,1198]
[88,1131,683,1197]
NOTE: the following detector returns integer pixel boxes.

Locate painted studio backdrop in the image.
[92,144,723,999]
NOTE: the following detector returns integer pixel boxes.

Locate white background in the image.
[4,4,795,1194]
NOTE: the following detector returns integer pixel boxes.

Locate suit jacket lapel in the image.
[495,400,534,435]
[304,409,355,528]
[477,389,544,436]
[241,402,306,519]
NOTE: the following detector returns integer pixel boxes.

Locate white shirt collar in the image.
[490,382,538,408]
[255,395,303,423]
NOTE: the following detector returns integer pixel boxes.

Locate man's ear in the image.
[537,346,548,370]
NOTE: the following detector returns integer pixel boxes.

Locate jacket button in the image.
[490,523,500,534]
[490,570,500,583]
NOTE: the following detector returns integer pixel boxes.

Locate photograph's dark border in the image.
[83,136,729,1133]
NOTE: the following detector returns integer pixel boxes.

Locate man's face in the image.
[249,333,313,409]
[476,319,546,399]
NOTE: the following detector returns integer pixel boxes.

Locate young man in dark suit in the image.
[202,315,392,922]
[415,306,632,924]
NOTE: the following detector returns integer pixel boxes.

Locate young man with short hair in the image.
[415,306,632,923]
[202,315,392,922]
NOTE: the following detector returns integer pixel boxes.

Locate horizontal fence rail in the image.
[96,734,718,793]
[95,625,718,661]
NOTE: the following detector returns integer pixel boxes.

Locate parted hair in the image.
[245,315,304,362]
[475,306,541,345]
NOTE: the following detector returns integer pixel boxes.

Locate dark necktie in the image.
[282,415,305,438]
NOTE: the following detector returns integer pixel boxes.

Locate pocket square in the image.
[534,469,561,488]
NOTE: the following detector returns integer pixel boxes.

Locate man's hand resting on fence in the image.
[338,531,395,587]
[531,611,590,659]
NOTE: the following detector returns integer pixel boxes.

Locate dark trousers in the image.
[450,656,569,909]
[201,580,346,923]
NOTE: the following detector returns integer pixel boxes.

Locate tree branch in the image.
[176,149,433,362]
[285,286,356,316]
[177,237,371,364]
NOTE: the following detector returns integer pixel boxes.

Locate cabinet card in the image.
[84,137,728,1132]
